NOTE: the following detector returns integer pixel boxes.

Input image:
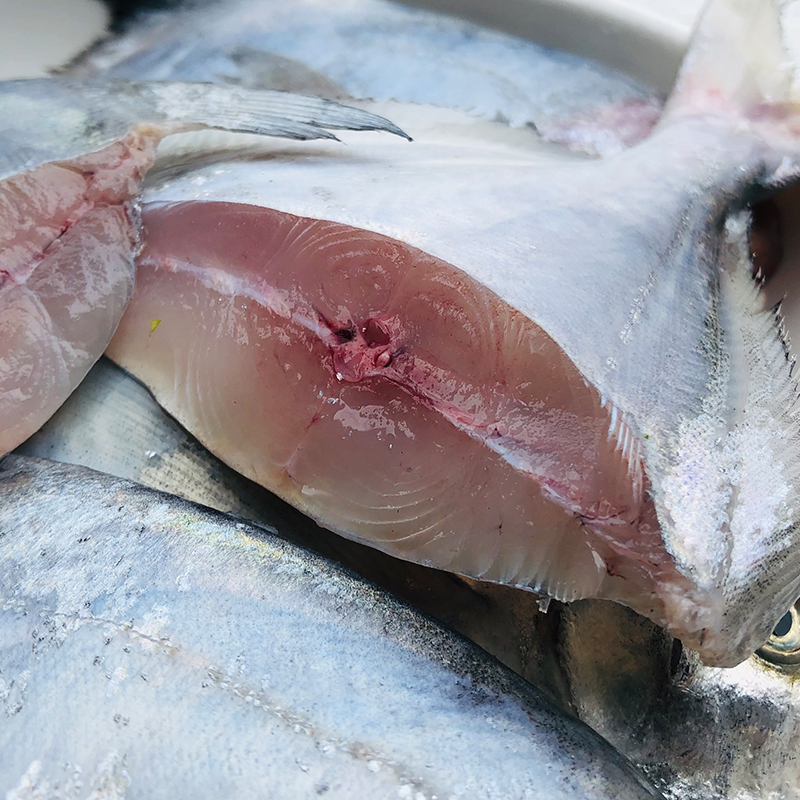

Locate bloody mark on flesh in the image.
[326,314,400,382]
[362,317,391,347]
[0,132,155,287]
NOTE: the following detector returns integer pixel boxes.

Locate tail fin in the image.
[664,0,800,130]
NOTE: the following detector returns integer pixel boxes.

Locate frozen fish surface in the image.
[106,0,800,667]
[0,456,662,800]
[0,78,406,456]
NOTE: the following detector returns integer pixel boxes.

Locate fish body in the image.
[19,362,800,800]
[3,0,800,666]
[96,0,800,666]
[0,455,662,800]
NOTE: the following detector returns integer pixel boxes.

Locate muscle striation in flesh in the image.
[0,78,406,455]
[109,201,694,624]
[107,0,800,667]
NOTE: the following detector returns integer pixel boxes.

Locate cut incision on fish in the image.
[0,78,406,456]
[107,0,800,668]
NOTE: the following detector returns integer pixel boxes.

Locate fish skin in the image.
[0,455,663,800]
[0,77,407,458]
[557,599,800,800]
[21,361,800,800]
[103,0,800,667]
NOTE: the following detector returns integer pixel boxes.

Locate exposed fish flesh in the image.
[0,455,662,800]
[102,0,800,667]
[0,78,406,456]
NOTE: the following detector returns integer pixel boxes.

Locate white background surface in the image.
[0,0,108,79]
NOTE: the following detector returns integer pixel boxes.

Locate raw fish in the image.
[0,456,662,800]
[22,359,800,800]
[106,0,800,666]
[0,78,405,456]
[18,356,565,694]
[557,598,800,800]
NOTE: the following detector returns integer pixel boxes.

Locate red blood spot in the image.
[362,318,391,347]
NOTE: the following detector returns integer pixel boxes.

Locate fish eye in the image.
[756,602,800,666]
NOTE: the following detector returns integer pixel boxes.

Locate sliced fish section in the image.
[108,201,692,631]
[0,78,406,456]
[111,0,800,667]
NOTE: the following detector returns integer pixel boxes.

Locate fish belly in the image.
[0,136,156,454]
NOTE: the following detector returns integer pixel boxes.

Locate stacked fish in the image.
[2,0,800,797]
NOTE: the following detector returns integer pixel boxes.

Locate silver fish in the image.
[95,0,800,667]
[0,455,662,800]
[16,356,568,699]
[556,599,800,800]
[19,359,800,800]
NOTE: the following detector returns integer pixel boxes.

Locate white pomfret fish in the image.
[2,0,799,670]
[100,0,800,667]
[0,456,663,800]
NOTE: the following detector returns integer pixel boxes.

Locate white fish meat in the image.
[102,0,800,667]
[0,77,406,456]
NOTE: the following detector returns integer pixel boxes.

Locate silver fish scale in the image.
[0,456,662,800]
